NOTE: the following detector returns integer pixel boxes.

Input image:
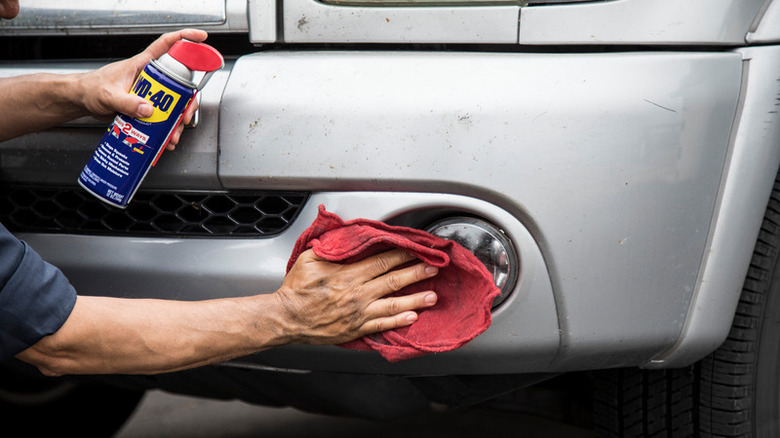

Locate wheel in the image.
[593,171,780,437]
[0,358,144,437]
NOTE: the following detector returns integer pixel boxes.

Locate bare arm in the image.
[7,29,440,376]
[0,73,88,141]
[0,29,207,147]
[16,249,438,376]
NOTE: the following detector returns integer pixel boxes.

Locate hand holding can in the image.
[77,40,224,209]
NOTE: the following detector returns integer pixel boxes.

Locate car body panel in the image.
[646,45,780,368]
[280,0,519,43]
[0,0,227,30]
[0,49,746,374]
[747,0,780,44]
[22,192,561,375]
[519,0,765,45]
[6,0,765,47]
[0,0,250,35]
[217,50,740,371]
[0,0,777,383]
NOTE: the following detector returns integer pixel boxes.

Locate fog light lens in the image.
[426,217,518,307]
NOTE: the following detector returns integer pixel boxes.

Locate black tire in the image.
[0,359,144,437]
[593,171,780,437]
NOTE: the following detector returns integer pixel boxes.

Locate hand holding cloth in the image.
[287,205,501,362]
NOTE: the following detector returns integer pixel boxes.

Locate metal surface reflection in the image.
[427,217,518,307]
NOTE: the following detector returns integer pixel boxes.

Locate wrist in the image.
[63,72,90,118]
[267,288,305,345]
[242,293,296,350]
[32,72,90,120]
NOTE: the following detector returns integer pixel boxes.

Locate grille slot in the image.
[0,186,309,237]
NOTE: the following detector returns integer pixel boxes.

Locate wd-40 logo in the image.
[110,116,150,154]
[131,71,183,123]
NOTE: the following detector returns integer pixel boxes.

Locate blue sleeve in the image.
[0,222,77,360]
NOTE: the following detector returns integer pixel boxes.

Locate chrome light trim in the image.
[426,217,519,308]
[0,0,226,31]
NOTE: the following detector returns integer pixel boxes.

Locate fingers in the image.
[365,290,438,320]
[79,29,208,119]
[360,312,419,337]
[277,248,440,345]
[182,98,199,125]
[358,292,437,336]
[300,248,439,300]
[362,257,439,300]
[166,127,183,151]
[138,29,209,65]
[0,1,20,19]
[165,98,199,150]
[353,248,420,280]
[117,94,153,120]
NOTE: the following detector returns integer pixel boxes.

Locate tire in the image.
[593,171,780,437]
[0,358,144,437]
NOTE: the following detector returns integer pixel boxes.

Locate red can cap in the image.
[168,40,224,73]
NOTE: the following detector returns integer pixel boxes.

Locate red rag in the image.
[286,205,502,362]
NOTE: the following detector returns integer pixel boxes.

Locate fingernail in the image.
[425,265,438,276]
[138,102,153,117]
[406,313,418,323]
[425,293,437,305]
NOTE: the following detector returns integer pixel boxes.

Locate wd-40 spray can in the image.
[78,40,224,208]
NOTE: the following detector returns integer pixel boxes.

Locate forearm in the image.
[0,29,210,144]
[0,73,89,142]
[16,249,438,377]
[17,294,290,376]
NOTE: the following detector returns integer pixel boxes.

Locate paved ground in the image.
[116,390,596,438]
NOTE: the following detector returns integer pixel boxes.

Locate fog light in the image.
[426,217,518,307]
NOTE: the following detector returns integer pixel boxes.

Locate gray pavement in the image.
[116,390,596,438]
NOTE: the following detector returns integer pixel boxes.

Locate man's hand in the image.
[275,249,439,345]
[0,29,208,144]
[76,29,208,150]
[17,248,438,376]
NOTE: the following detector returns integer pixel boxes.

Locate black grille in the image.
[0,186,309,237]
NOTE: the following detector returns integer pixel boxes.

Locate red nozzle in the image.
[168,40,224,73]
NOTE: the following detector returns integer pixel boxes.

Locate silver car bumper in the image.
[5,46,780,375]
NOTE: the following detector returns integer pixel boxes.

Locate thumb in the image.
[116,94,154,119]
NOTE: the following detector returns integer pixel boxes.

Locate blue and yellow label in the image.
[79,62,194,208]
[130,70,183,123]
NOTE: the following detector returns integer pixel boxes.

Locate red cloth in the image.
[286,205,501,362]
